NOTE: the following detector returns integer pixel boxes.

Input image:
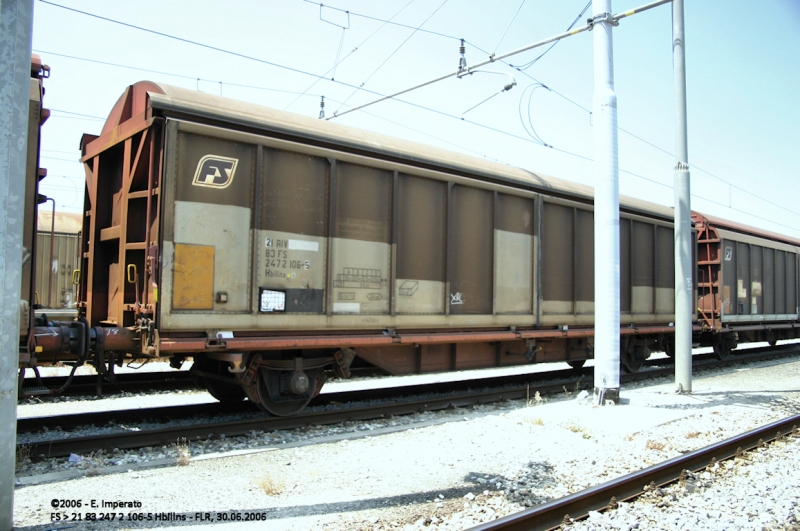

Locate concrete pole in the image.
[673,0,692,393]
[0,0,33,526]
[592,0,620,405]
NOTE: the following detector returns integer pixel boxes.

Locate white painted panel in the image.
[331,238,390,314]
[173,201,251,312]
[655,287,675,314]
[333,302,360,313]
[494,230,532,313]
[632,286,654,315]
[395,279,445,314]
[288,239,319,252]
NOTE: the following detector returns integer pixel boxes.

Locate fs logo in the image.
[192,155,238,189]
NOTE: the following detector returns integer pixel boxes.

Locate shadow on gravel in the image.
[649,391,800,414]
[14,464,559,529]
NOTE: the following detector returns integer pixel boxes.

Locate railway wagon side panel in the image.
[494,193,534,315]
[259,147,328,314]
[540,198,676,328]
[158,119,543,332]
[718,229,799,323]
[164,128,255,315]
[395,173,446,315]
[34,232,80,308]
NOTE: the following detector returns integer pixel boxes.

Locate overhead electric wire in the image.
[41,149,81,155]
[34,5,559,165]
[38,1,390,100]
[334,0,449,114]
[301,0,460,42]
[284,0,417,111]
[510,1,591,70]
[50,108,105,120]
[493,0,527,54]
[36,49,329,99]
[41,0,797,228]
[505,61,800,220]
[41,155,82,162]
[322,1,797,220]
[517,83,551,145]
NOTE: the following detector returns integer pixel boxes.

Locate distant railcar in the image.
[694,214,799,357]
[21,79,800,414]
[34,211,82,310]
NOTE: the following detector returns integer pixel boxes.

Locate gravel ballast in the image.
[13,354,800,530]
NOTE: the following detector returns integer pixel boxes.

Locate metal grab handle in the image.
[71,269,81,285]
[127,264,141,308]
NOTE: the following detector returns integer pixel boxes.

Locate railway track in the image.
[467,413,800,531]
[19,369,196,397]
[17,344,800,459]
[19,343,797,400]
[19,365,387,397]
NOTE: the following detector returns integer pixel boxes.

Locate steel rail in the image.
[20,369,195,397]
[17,364,597,434]
[18,344,799,456]
[467,413,800,531]
[20,372,590,457]
[10,349,739,434]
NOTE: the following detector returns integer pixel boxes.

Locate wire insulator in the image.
[319,96,325,119]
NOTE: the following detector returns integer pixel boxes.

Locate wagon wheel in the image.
[663,337,676,358]
[621,345,648,373]
[567,360,586,370]
[204,376,247,403]
[712,334,736,360]
[766,332,778,348]
[243,367,324,416]
[191,358,246,403]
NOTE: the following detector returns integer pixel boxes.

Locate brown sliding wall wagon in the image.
[22,80,800,414]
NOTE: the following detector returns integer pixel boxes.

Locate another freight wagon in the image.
[21,78,800,415]
[34,210,82,310]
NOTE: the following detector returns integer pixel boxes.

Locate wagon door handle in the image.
[127,264,141,308]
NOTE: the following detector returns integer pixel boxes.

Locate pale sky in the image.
[31,0,800,239]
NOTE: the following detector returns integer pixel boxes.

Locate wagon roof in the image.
[96,81,679,220]
[695,211,800,248]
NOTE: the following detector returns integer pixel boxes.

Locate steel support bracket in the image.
[240,353,262,386]
[588,12,619,29]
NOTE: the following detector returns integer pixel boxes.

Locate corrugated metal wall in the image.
[35,232,80,308]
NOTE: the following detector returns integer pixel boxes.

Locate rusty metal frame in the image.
[694,214,721,329]
[157,324,690,353]
[141,127,156,312]
[80,112,155,163]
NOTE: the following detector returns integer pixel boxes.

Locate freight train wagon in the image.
[694,214,799,356]
[23,80,800,415]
